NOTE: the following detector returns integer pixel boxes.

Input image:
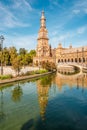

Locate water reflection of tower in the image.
[55,75,63,91]
[37,80,50,120]
[76,77,79,89]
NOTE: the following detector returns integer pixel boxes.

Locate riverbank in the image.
[0,71,55,85]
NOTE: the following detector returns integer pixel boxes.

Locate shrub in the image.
[34,69,48,74]
[41,61,57,71]
[0,74,13,80]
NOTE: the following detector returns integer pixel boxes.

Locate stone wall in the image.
[0,66,39,77]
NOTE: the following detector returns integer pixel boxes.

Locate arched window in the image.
[75,58,77,62]
[79,58,81,62]
[71,58,73,62]
[58,59,60,63]
[68,59,70,62]
[61,59,63,62]
[83,58,85,62]
[36,60,38,66]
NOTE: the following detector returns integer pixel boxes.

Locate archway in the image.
[71,58,73,62]
[79,58,81,63]
[58,59,60,63]
[83,58,85,62]
[75,58,77,62]
[68,59,70,62]
[61,59,63,62]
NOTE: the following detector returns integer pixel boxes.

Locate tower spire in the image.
[40,10,46,28]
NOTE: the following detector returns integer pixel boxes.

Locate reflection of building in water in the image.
[37,80,50,120]
[55,73,87,91]
[57,65,75,74]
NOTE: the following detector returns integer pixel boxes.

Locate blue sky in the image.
[0,0,87,50]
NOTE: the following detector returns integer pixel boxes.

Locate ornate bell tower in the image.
[33,11,55,65]
[36,11,50,57]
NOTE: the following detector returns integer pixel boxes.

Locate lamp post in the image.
[0,35,5,75]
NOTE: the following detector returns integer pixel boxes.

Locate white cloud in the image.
[77,26,87,34]
[0,2,31,30]
[51,31,58,36]
[22,0,32,11]
[12,0,33,11]
[84,8,87,14]
[49,0,65,9]
[58,33,70,41]
[72,9,80,14]
[50,33,71,48]
[73,0,87,15]
[4,34,37,51]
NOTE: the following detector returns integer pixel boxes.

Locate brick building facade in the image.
[33,11,87,66]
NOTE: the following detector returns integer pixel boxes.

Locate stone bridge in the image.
[57,62,87,73]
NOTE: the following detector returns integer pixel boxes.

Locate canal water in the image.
[0,73,87,130]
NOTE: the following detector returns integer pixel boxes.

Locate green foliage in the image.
[40,74,56,87]
[20,69,48,76]
[29,50,36,57]
[12,56,22,75]
[12,84,23,102]
[0,46,36,67]
[9,46,17,65]
[41,61,56,71]
[19,48,27,55]
[35,69,48,74]
[0,74,12,80]
[2,47,10,65]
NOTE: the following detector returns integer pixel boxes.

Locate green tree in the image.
[12,55,22,75]
[9,47,17,65]
[28,50,36,65]
[41,61,56,71]
[29,50,36,57]
[19,48,27,55]
[3,47,10,66]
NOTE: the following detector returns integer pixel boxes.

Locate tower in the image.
[36,11,50,57]
[33,11,55,65]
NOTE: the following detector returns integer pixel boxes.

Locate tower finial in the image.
[41,10,45,19]
[40,10,46,27]
[42,10,44,14]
